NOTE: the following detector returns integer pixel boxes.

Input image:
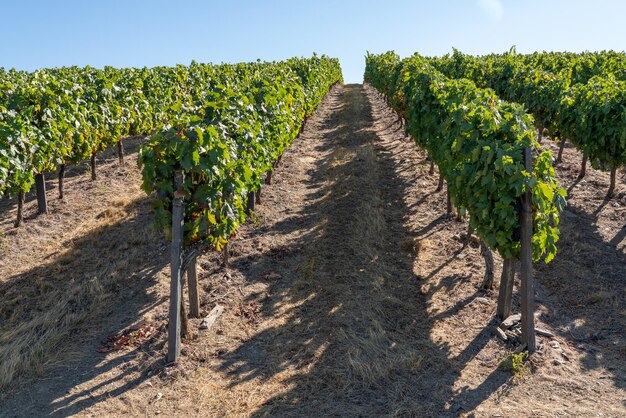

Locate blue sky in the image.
[1,0,625,83]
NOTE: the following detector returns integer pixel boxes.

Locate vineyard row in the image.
[0,56,343,231]
[428,49,626,196]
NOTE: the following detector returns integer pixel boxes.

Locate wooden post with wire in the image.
[117,139,124,165]
[520,147,536,353]
[497,258,515,320]
[167,171,185,364]
[246,191,255,215]
[187,256,200,318]
[35,173,48,214]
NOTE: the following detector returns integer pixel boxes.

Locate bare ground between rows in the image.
[0,84,624,417]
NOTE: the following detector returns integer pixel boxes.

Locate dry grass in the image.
[0,138,164,391]
[0,87,624,416]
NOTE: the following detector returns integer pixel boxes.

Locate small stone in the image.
[549,341,561,349]
[505,330,519,341]
[513,343,527,354]
[199,305,224,330]
[500,314,521,330]
[536,327,555,338]
[475,297,491,305]
[553,359,566,366]
[495,327,508,341]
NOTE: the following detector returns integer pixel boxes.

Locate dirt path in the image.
[1,84,625,417]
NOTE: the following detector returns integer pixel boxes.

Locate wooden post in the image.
[255,185,262,205]
[179,263,188,338]
[556,136,566,165]
[180,288,189,339]
[58,164,65,199]
[266,169,273,186]
[15,192,25,227]
[607,166,617,198]
[117,139,124,165]
[222,241,229,267]
[520,147,536,353]
[187,256,200,318]
[35,173,48,215]
[578,154,588,179]
[480,241,495,289]
[446,185,452,216]
[167,172,185,364]
[246,191,255,215]
[90,153,97,181]
[497,258,515,320]
[429,160,435,176]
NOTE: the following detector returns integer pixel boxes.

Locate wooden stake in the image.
[446,185,452,216]
[15,192,25,227]
[266,169,273,186]
[167,172,185,364]
[35,173,48,215]
[497,258,515,320]
[58,164,65,199]
[117,139,124,165]
[556,136,566,165]
[578,154,588,179]
[480,241,495,289]
[90,153,97,181]
[255,185,262,205]
[429,160,435,176]
[607,166,617,198]
[187,256,200,318]
[520,147,536,353]
[222,241,229,267]
[180,293,189,339]
[246,191,255,215]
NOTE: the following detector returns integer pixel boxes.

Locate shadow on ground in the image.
[0,136,145,222]
[3,85,624,416]
[0,196,167,417]
[214,84,511,416]
[535,203,626,403]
